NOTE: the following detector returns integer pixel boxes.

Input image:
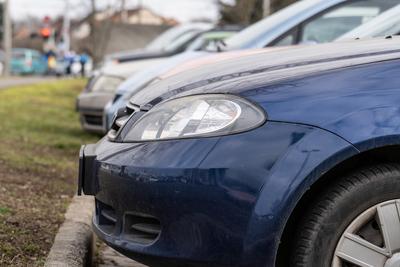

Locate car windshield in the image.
[337,4,400,40]
[222,0,398,50]
[186,32,236,51]
[146,26,200,51]
[222,0,321,50]
[375,23,400,37]
[162,30,201,52]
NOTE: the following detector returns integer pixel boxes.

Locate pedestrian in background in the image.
[80,53,89,77]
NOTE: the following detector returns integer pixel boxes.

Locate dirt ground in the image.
[0,80,97,266]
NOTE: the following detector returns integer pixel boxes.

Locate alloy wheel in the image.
[332,199,400,267]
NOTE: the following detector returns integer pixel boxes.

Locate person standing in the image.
[80,53,89,77]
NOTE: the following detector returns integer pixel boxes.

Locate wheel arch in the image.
[275,144,400,266]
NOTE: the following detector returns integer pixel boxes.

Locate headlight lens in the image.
[91,75,124,93]
[122,94,266,142]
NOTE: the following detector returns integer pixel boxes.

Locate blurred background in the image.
[0,0,294,77]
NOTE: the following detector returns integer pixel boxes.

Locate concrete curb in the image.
[45,196,95,267]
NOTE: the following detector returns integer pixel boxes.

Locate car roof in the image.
[130,37,400,106]
[337,3,400,40]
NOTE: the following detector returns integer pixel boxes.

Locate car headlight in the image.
[122,94,266,142]
[91,75,124,93]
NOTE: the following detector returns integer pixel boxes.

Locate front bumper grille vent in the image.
[84,114,103,126]
[124,214,161,245]
[97,201,117,234]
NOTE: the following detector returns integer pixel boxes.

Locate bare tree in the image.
[87,0,117,65]
[219,0,263,25]
[120,0,128,23]
[263,0,271,16]
[219,0,297,25]
[272,0,297,12]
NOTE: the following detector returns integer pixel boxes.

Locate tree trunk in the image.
[90,0,98,63]
[263,0,271,16]
[219,0,264,25]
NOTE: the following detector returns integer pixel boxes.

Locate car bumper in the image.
[79,121,355,266]
[77,93,115,134]
[79,109,106,134]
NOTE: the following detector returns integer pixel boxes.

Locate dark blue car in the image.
[79,37,400,267]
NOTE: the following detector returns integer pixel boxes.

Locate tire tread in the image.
[291,163,400,266]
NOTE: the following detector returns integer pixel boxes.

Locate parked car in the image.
[102,0,399,133]
[79,29,240,134]
[216,0,398,50]
[11,49,47,75]
[76,63,136,134]
[79,37,400,267]
[103,23,214,66]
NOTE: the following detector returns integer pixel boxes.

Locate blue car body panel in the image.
[82,38,400,266]
[92,122,358,266]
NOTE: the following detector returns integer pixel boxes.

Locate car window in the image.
[32,53,41,61]
[12,51,26,60]
[300,0,398,44]
[274,34,295,46]
[272,28,298,46]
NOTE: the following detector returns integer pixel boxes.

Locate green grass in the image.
[0,79,98,266]
[0,206,10,215]
[0,80,97,173]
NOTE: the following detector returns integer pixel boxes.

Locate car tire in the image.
[290,163,400,267]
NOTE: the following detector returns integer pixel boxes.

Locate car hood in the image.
[101,57,169,79]
[114,49,173,63]
[114,49,268,96]
[115,51,209,95]
[130,37,400,109]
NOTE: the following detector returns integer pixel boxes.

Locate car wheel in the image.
[291,164,400,267]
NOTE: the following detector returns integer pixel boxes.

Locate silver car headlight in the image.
[91,75,124,93]
[122,94,266,142]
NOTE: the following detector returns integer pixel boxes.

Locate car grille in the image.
[124,213,161,245]
[96,200,161,244]
[84,114,103,126]
[96,201,117,235]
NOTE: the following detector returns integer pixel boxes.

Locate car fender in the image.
[321,106,400,152]
[240,124,359,266]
